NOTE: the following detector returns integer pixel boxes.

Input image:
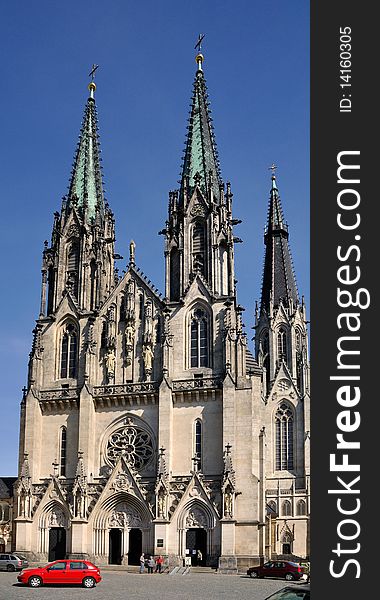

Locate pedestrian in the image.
[139,553,145,573]
[148,555,155,573]
[197,549,202,566]
[155,555,164,573]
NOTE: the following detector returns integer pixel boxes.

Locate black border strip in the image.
[311,1,377,596]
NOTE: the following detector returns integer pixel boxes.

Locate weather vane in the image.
[269,163,278,174]
[194,33,205,52]
[89,64,99,81]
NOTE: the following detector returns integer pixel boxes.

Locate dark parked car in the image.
[247,560,305,581]
[264,585,310,600]
[0,553,29,572]
[17,559,101,588]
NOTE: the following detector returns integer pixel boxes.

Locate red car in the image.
[247,560,305,581]
[17,559,101,588]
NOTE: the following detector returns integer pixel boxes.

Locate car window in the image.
[0,555,6,560]
[264,561,274,568]
[69,561,87,570]
[10,556,17,560]
[49,562,67,570]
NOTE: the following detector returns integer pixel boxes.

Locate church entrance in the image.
[128,528,142,565]
[186,528,207,566]
[109,529,122,565]
[48,528,66,561]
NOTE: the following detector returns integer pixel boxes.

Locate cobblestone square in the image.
[0,571,309,600]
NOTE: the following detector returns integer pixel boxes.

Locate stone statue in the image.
[224,490,233,517]
[105,348,116,377]
[143,345,154,371]
[125,322,134,346]
[158,493,165,518]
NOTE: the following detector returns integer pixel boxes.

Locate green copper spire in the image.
[180,52,221,199]
[67,81,104,222]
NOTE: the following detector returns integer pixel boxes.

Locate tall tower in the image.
[255,172,309,399]
[255,172,310,558]
[163,51,238,303]
[40,80,115,321]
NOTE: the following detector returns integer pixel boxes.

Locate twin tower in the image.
[16,53,310,569]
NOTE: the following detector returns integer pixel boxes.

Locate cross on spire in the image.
[194,33,205,52]
[269,163,278,175]
[89,64,99,81]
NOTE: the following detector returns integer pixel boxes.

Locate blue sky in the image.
[0,0,309,474]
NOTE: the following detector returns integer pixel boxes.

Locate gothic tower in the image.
[255,173,310,557]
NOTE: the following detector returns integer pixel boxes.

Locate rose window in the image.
[105,424,154,470]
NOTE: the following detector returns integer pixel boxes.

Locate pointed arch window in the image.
[190,308,209,368]
[170,247,180,301]
[296,499,306,516]
[67,243,79,298]
[194,419,202,471]
[60,323,78,379]
[282,500,292,517]
[267,500,277,516]
[277,327,288,366]
[139,294,144,320]
[295,329,303,391]
[275,403,294,470]
[219,243,228,295]
[192,221,206,276]
[59,426,67,477]
[261,330,270,392]
[90,259,97,310]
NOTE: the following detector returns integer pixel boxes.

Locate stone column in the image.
[158,378,173,472]
[69,519,89,559]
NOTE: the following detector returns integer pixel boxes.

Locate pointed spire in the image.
[260,171,299,312]
[180,46,221,200]
[67,78,105,222]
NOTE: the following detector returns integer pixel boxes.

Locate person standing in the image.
[155,555,164,573]
[147,555,155,573]
[139,553,145,573]
[197,549,203,566]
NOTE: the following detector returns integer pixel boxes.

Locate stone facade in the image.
[14,56,310,570]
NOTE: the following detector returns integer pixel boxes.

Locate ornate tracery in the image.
[105,419,154,471]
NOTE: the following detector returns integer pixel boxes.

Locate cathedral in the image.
[14,50,310,571]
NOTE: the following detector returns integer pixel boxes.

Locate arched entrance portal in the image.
[48,528,66,561]
[128,528,142,565]
[186,528,207,566]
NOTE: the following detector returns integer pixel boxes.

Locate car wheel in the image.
[28,576,43,588]
[82,576,96,588]
[250,571,259,578]
[285,573,294,581]
[6,564,15,572]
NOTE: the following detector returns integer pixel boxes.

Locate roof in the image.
[0,477,17,499]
